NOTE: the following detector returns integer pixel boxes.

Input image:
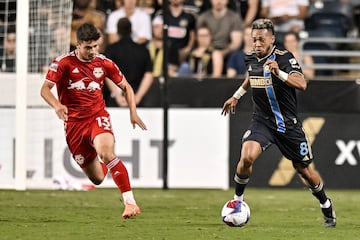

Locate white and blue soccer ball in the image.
[221,199,250,227]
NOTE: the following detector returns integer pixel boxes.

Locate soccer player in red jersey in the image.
[40,23,146,219]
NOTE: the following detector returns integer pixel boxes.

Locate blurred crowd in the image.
[1,0,360,106]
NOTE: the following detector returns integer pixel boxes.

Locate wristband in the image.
[277,70,289,82]
[233,86,247,100]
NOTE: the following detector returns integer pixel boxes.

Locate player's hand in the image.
[55,104,68,121]
[221,97,238,116]
[264,59,280,75]
[130,113,147,130]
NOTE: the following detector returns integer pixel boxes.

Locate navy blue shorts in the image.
[242,117,313,166]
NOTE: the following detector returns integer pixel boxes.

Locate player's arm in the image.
[221,76,250,116]
[40,81,68,121]
[104,78,127,107]
[118,77,147,130]
[264,59,307,91]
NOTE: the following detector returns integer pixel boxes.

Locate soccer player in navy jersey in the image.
[221,19,336,227]
[40,23,146,219]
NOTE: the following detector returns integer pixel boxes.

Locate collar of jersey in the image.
[257,46,276,62]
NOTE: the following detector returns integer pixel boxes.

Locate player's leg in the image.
[234,140,262,201]
[278,123,336,228]
[294,163,336,227]
[234,120,273,201]
[82,156,108,185]
[93,132,140,218]
[65,120,108,185]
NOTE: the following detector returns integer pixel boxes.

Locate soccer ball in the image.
[221,199,250,227]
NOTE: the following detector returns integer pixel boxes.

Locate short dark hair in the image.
[76,23,101,43]
[252,19,275,35]
[117,17,132,37]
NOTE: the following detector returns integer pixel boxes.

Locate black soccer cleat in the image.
[321,199,336,228]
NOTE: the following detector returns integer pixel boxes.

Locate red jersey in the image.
[45,51,124,120]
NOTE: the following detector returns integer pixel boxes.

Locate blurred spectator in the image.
[226,26,252,77]
[148,15,180,77]
[260,0,309,33]
[104,17,153,107]
[283,31,315,80]
[138,0,157,17]
[106,0,152,45]
[0,26,16,72]
[179,24,224,77]
[0,1,16,46]
[71,0,106,52]
[159,0,196,64]
[228,0,261,27]
[197,0,244,60]
[114,0,123,9]
[95,0,123,15]
[183,0,212,17]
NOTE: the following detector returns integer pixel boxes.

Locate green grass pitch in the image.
[1,188,359,240]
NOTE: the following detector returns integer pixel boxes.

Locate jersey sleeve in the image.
[103,57,124,85]
[280,51,303,75]
[45,59,65,84]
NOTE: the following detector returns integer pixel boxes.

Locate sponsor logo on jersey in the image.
[168,26,187,39]
[87,81,101,91]
[68,79,86,90]
[249,76,272,88]
[93,67,104,78]
[68,78,101,91]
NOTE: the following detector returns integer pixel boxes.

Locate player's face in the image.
[251,29,275,58]
[77,40,99,61]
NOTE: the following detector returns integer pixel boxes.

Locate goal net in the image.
[0,0,73,189]
[29,0,73,72]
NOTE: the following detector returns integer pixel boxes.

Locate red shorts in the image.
[65,109,114,168]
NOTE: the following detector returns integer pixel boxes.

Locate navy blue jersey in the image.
[245,46,303,133]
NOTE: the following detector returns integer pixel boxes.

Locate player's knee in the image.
[97,151,114,163]
[240,155,255,169]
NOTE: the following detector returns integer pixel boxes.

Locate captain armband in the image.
[232,86,247,100]
[277,70,289,82]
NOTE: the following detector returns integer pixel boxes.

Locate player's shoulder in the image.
[245,50,256,62]
[95,54,118,69]
[54,51,74,63]
[95,53,107,60]
[95,53,115,64]
[274,47,290,57]
[274,47,295,63]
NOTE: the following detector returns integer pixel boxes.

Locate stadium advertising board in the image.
[0,109,229,189]
[229,112,360,189]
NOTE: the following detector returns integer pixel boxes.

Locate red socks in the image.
[100,161,109,176]
[106,157,131,193]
